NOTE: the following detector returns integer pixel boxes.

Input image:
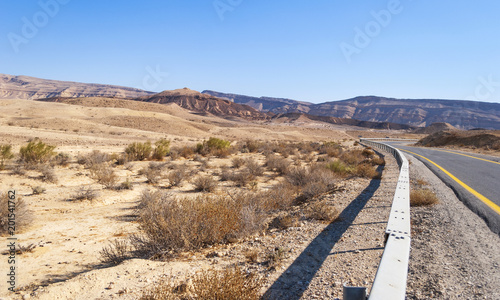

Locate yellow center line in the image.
[400,149,500,216]
[427,148,500,165]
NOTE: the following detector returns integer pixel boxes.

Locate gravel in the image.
[405,154,500,299]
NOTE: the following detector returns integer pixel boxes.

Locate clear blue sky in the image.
[1,0,500,104]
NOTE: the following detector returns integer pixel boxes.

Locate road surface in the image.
[387,142,500,235]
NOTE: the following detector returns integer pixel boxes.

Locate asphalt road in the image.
[387,142,500,235]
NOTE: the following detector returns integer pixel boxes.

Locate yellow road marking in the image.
[400,149,500,215]
[428,148,500,165]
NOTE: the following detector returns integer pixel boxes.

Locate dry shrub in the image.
[269,213,299,230]
[1,192,31,235]
[362,148,375,157]
[339,149,365,165]
[326,160,352,176]
[244,139,261,153]
[79,150,110,168]
[118,178,133,190]
[231,157,246,168]
[219,166,233,181]
[286,166,338,202]
[73,185,98,201]
[152,139,171,161]
[410,189,439,207]
[371,156,386,166]
[54,152,70,167]
[305,200,340,222]
[99,239,130,265]
[245,158,264,176]
[320,142,342,157]
[178,146,195,159]
[231,170,254,187]
[244,248,259,263]
[142,162,165,185]
[37,164,58,183]
[19,138,55,166]
[193,175,218,192]
[32,186,46,195]
[166,168,186,187]
[125,141,153,161]
[141,267,262,300]
[89,163,117,189]
[259,182,298,211]
[354,163,381,179]
[134,192,264,255]
[265,154,291,175]
[0,144,14,170]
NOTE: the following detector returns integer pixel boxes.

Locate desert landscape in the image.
[0,78,499,299]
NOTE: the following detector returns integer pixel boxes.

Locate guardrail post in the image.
[343,285,367,300]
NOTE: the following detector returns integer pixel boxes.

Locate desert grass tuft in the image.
[410,188,439,207]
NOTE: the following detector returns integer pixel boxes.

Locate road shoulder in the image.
[406,155,500,299]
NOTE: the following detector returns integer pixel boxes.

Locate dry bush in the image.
[89,163,117,189]
[259,182,298,211]
[232,157,246,168]
[142,162,165,185]
[118,178,133,190]
[320,142,342,157]
[19,138,55,166]
[32,186,46,195]
[245,158,264,176]
[193,175,218,192]
[54,152,71,167]
[0,144,14,170]
[265,247,287,269]
[265,154,291,175]
[152,139,171,161]
[178,146,194,159]
[99,239,130,265]
[11,164,26,176]
[305,200,340,222]
[410,189,439,207]
[125,141,153,161]
[166,168,186,187]
[371,156,386,166]
[286,167,310,187]
[134,192,264,255]
[354,163,381,179]
[79,150,110,168]
[244,248,259,263]
[362,148,375,158]
[244,139,261,153]
[141,267,262,300]
[73,185,98,201]
[37,164,58,183]
[196,137,231,157]
[1,192,31,235]
[269,213,299,230]
[231,170,254,187]
[326,160,351,176]
[219,166,233,181]
[339,149,365,165]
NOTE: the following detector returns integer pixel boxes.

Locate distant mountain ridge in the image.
[0,73,154,99]
[203,91,500,130]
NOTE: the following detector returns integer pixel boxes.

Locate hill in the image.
[135,88,268,120]
[416,130,500,150]
[202,91,500,130]
[0,73,153,99]
[412,122,458,134]
[273,113,415,130]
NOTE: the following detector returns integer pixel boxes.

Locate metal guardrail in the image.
[353,138,413,300]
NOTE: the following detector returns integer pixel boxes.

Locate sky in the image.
[1,0,500,104]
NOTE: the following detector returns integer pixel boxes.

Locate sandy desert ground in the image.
[1,98,497,300]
